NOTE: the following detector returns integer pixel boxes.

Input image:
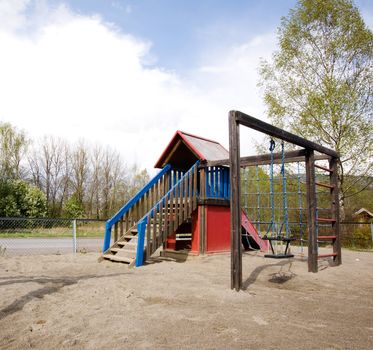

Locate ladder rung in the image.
[318,235,337,240]
[316,182,334,189]
[315,164,333,172]
[317,218,336,223]
[318,253,337,259]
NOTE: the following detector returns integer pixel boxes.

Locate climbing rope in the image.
[255,165,261,234]
[297,161,304,253]
[281,141,289,238]
[266,138,276,237]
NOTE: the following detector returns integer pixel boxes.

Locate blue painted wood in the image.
[223,168,229,199]
[102,222,112,253]
[136,218,147,267]
[205,166,230,200]
[102,164,171,252]
[134,161,200,266]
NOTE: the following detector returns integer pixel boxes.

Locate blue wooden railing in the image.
[135,161,200,267]
[102,164,171,253]
[205,166,230,200]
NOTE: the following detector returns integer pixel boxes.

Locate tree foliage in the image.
[0,119,152,219]
[0,180,47,217]
[0,122,28,180]
[63,193,85,219]
[259,0,373,206]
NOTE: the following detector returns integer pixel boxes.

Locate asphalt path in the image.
[0,238,107,256]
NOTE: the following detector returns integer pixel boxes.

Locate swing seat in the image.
[263,236,295,259]
[264,253,294,259]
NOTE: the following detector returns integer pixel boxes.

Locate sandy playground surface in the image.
[0,248,373,350]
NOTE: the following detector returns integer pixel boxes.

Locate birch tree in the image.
[259,0,373,213]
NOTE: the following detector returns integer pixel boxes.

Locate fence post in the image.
[72,219,77,254]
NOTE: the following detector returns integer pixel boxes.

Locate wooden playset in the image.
[101,111,341,291]
[228,111,341,290]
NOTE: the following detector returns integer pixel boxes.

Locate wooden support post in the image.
[199,168,206,254]
[229,111,242,291]
[329,157,342,265]
[113,222,118,242]
[305,150,318,272]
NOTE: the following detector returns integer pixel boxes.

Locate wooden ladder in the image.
[306,152,342,272]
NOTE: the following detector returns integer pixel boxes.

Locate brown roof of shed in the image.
[154,131,228,169]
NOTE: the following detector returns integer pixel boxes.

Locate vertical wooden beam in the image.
[193,165,198,210]
[146,213,152,257]
[113,222,118,242]
[329,157,342,265]
[305,150,318,272]
[199,168,206,254]
[199,206,206,254]
[119,217,123,238]
[229,111,242,291]
[124,211,129,232]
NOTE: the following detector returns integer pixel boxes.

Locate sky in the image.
[1,0,372,171]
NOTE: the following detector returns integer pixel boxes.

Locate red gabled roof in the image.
[154,130,228,169]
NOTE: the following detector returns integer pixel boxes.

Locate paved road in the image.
[0,238,108,256]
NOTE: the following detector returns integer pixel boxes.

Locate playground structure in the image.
[229,111,341,291]
[101,111,341,291]
[102,130,268,267]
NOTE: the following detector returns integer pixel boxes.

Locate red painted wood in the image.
[165,233,177,250]
[191,209,200,253]
[241,210,268,252]
[318,253,337,258]
[318,235,337,240]
[206,206,231,253]
[314,164,333,172]
[317,218,336,222]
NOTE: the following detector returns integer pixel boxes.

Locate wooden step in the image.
[117,240,139,246]
[111,245,137,253]
[116,249,137,259]
[318,253,337,259]
[317,218,336,223]
[318,235,337,240]
[316,182,334,189]
[110,247,122,253]
[176,233,192,241]
[117,229,137,237]
[103,254,133,264]
[315,164,333,172]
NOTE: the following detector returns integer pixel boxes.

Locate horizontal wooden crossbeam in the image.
[233,111,339,158]
[203,150,330,168]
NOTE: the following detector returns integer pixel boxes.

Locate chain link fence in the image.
[340,222,373,249]
[0,217,371,256]
[0,217,108,256]
[246,220,373,251]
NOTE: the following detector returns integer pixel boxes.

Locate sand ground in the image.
[0,249,372,350]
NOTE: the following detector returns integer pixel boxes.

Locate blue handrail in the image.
[136,161,200,267]
[102,164,171,252]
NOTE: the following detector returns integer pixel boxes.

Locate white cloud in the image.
[0,0,29,31]
[0,1,275,170]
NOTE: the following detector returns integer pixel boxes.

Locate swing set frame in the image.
[227,110,342,291]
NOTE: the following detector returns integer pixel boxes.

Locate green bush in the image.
[0,180,47,218]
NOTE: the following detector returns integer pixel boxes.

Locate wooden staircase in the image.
[102,161,199,266]
[102,227,139,266]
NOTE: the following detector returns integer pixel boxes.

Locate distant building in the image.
[353,208,373,222]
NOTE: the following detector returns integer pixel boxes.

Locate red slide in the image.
[241,210,269,252]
